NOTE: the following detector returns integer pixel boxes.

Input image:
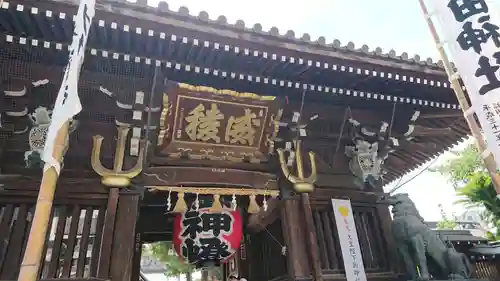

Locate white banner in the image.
[331,199,367,281]
[428,0,500,168]
[42,0,95,172]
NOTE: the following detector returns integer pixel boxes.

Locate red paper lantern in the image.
[173,206,243,267]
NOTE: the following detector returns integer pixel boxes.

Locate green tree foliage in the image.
[432,144,484,188]
[436,204,457,230]
[455,172,500,239]
[148,242,223,281]
[436,219,458,230]
[149,242,195,278]
[433,143,500,240]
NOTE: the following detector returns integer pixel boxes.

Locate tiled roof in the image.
[0,0,469,182]
[106,0,450,71]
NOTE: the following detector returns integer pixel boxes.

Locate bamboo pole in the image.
[417,0,500,194]
[17,122,69,281]
[18,1,93,278]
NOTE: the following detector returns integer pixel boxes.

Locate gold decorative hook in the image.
[91,126,144,187]
[277,139,317,193]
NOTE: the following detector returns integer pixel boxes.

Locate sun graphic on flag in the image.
[338,206,349,217]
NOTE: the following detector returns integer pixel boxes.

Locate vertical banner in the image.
[331,199,367,281]
[42,0,95,172]
[427,0,500,168]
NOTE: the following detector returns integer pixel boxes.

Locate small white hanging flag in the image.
[42,0,96,173]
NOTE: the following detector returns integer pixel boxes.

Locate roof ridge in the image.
[103,0,453,71]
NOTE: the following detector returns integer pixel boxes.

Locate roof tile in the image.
[111,0,458,71]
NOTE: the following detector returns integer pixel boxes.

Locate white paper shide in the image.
[428,0,500,168]
[331,199,367,281]
[42,0,95,172]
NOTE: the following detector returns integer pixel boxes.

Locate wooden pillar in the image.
[495,259,500,279]
[300,194,322,281]
[238,235,249,280]
[97,188,119,279]
[97,188,120,278]
[130,228,143,281]
[109,192,141,281]
[280,198,311,281]
[373,180,403,275]
[376,204,402,275]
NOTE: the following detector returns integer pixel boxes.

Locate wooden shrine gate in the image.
[0,180,141,281]
[2,1,500,281]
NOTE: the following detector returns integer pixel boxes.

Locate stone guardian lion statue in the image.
[379,193,472,280]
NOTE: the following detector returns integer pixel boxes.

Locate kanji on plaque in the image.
[429,0,500,169]
[225,109,261,146]
[173,206,243,267]
[173,95,267,148]
[184,103,224,143]
[160,83,281,163]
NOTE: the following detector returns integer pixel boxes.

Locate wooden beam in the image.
[142,166,278,190]
[310,187,385,204]
[149,156,273,172]
[419,112,463,119]
[137,208,173,234]
[142,232,173,243]
[0,178,106,193]
[413,125,454,136]
[315,173,355,188]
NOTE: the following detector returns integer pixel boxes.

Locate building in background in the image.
[426,208,493,238]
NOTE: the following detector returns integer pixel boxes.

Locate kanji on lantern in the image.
[181,210,202,239]
[182,238,201,262]
[200,212,232,236]
[198,238,232,260]
[173,206,243,266]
